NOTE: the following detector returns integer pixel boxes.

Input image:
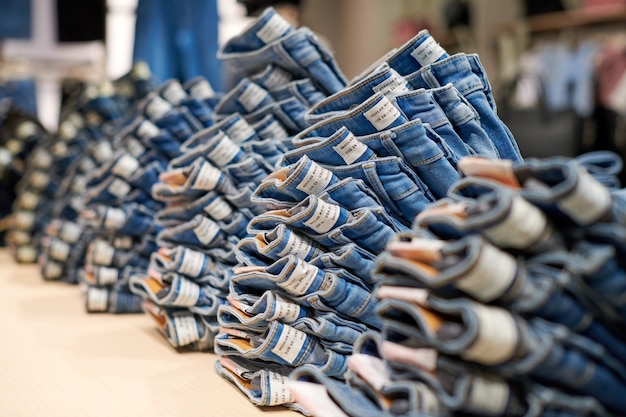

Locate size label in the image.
[16,121,37,138]
[137,120,160,139]
[270,294,301,323]
[303,199,341,234]
[256,13,290,44]
[126,137,146,158]
[268,372,294,405]
[189,79,214,100]
[410,36,446,66]
[262,67,292,91]
[104,207,126,229]
[79,157,96,173]
[93,241,115,266]
[16,211,35,229]
[87,287,109,312]
[32,150,52,169]
[556,167,611,225]
[97,267,119,286]
[207,137,241,167]
[467,376,510,415]
[276,232,314,260]
[456,243,516,303]
[271,324,307,364]
[372,71,410,98]
[179,249,208,277]
[60,222,82,243]
[462,303,518,365]
[204,197,232,221]
[145,96,170,121]
[172,277,201,306]
[108,178,131,198]
[50,239,71,261]
[296,161,333,195]
[238,83,269,113]
[278,259,318,296]
[363,96,401,131]
[94,141,113,163]
[332,132,368,164]
[193,217,221,245]
[485,195,546,249]
[19,191,39,210]
[30,171,49,189]
[43,261,63,280]
[162,81,187,105]
[192,161,221,190]
[226,118,256,143]
[172,312,200,347]
[259,119,288,140]
[112,154,140,179]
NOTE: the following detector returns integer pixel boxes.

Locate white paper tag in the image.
[193,217,221,245]
[137,120,160,139]
[10,230,30,245]
[256,13,290,44]
[189,79,214,100]
[43,261,63,279]
[97,267,119,285]
[363,96,401,131]
[19,191,40,210]
[162,81,187,105]
[262,67,293,91]
[93,241,115,266]
[270,294,301,323]
[259,120,288,140]
[204,197,232,221]
[268,372,295,405]
[332,132,368,165]
[192,161,222,190]
[32,149,52,169]
[60,222,82,243]
[303,199,341,234]
[462,303,519,365]
[30,171,49,189]
[71,175,87,194]
[295,161,333,195]
[207,137,241,167]
[226,118,256,143]
[16,121,38,138]
[15,211,35,229]
[87,287,109,312]
[50,239,71,261]
[410,36,446,66]
[278,259,318,296]
[271,324,307,364]
[146,96,171,121]
[104,207,126,229]
[179,249,208,277]
[94,141,113,163]
[172,312,200,346]
[79,157,96,173]
[372,71,410,98]
[276,232,314,260]
[59,120,77,140]
[0,147,10,167]
[16,245,37,263]
[111,154,140,179]
[108,178,131,198]
[172,277,201,306]
[238,83,269,113]
[556,167,612,225]
[126,137,146,158]
[485,195,547,249]
[467,376,510,415]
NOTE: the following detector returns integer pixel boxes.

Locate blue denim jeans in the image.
[244,97,310,135]
[271,79,327,107]
[214,78,274,115]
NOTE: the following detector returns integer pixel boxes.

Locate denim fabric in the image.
[271,79,326,107]
[251,114,290,142]
[244,97,310,135]
[141,94,199,141]
[214,78,274,115]
[305,63,410,124]
[386,29,450,78]
[219,10,346,95]
[156,213,226,251]
[143,303,214,349]
[154,190,233,227]
[81,203,161,237]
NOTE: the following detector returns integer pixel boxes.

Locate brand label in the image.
[303,199,341,234]
[172,312,200,347]
[204,197,232,221]
[108,178,131,198]
[410,36,446,66]
[372,71,410,98]
[238,83,269,113]
[87,287,109,312]
[104,207,126,229]
[278,259,318,296]
[271,324,307,364]
[256,13,290,44]
[207,137,241,167]
[363,96,401,131]
[225,118,256,143]
[193,217,221,245]
[189,79,214,100]
[268,372,294,405]
[179,248,208,277]
[112,154,140,179]
[172,277,201,306]
[192,161,221,190]
[276,231,314,260]
[295,161,333,195]
[270,294,301,323]
[332,132,368,165]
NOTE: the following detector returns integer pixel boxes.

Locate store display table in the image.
[0,249,297,417]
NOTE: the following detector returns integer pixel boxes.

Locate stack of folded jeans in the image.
[288,154,626,417]
[211,9,531,411]
[1,108,48,262]
[128,7,343,354]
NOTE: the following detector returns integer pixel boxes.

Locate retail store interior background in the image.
[1,0,626,416]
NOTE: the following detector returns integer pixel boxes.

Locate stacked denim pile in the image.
[32,65,157,293]
[207,9,532,411]
[287,155,626,417]
[128,8,343,353]
[1,106,47,262]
